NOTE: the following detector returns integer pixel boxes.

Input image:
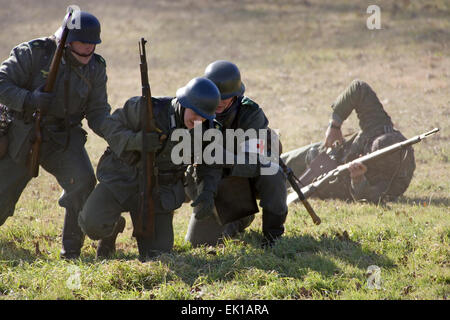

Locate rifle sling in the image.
[378,148,408,199]
[70,66,92,91]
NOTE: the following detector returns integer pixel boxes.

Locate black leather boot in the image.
[60,210,85,260]
[261,210,287,248]
[136,214,174,262]
[96,216,126,259]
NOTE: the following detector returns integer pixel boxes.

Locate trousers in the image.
[79,182,175,258]
[185,167,288,246]
[0,131,96,256]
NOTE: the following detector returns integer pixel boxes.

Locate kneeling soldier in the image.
[78,77,222,261]
[185,61,288,248]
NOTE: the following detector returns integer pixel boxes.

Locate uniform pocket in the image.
[7,120,33,164]
[156,179,186,213]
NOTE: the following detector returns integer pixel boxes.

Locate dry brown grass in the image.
[1,0,447,194]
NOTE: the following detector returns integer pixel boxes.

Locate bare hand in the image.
[324,126,344,148]
[348,161,367,183]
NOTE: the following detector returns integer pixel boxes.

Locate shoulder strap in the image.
[93,53,106,67]
[71,66,92,91]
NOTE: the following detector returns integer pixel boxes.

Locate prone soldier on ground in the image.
[281,79,416,204]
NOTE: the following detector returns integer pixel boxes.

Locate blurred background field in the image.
[0,0,448,300]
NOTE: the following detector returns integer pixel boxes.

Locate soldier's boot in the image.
[251,167,288,248]
[60,210,85,260]
[96,216,126,259]
[261,210,287,248]
[185,214,225,247]
[136,238,162,262]
[136,213,174,262]
[222,214,255,238]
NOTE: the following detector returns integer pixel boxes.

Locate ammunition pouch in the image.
[0,104,12,159]
[158,170,185,186]
[0,135,7,159]
[41,114,83,130]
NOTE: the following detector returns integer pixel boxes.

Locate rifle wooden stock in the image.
[287,128,440,205]
[27,10,73,178]
[299,197,321,225]
[132,38,156,238]
[280,159,321,225]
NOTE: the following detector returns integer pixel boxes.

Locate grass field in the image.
[0,0,449,300]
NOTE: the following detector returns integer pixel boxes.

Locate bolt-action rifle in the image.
[27,9,74,177]
[133,38,167,238]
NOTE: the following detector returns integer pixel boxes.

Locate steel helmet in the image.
[66,11,101,44]
[204,60,245,99]
[176,77,220,120]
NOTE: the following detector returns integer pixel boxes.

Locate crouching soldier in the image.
[185,61,288,248]
[78,77,222,261]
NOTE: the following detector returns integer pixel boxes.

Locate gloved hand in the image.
[23,84,54,117]
[191,190,215,220]
[125,131,162,152]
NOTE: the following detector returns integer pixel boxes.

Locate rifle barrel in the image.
[340,127,440,171]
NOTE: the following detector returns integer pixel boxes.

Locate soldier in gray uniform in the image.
[185,60,288,248]
[281,79,416,203]
[0,11,111,259]
[78,77,222,261]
